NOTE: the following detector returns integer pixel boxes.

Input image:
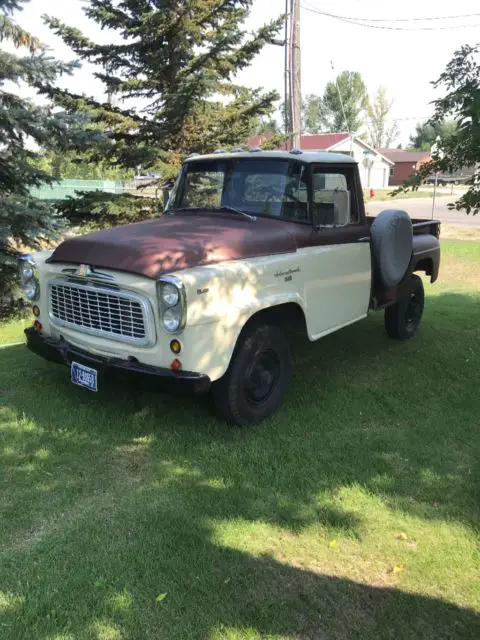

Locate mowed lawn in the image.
[0,239,479,640]
[363,189,435,202]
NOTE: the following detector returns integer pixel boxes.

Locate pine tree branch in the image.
[0,13,40,51]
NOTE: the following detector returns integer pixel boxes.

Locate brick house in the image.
[378,149,430,186]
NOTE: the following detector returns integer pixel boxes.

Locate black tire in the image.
[211,323,291,426]
[385,274,425,340]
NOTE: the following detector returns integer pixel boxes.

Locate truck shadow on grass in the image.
[0,292,479,638]
[0,507,479,639]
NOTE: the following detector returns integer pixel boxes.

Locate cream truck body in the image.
[23,151,440,425]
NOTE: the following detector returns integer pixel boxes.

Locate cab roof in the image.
[184,149,357,165]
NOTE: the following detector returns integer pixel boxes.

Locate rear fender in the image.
[412,234,440,283]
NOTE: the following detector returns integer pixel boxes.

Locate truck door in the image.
[301,164,372,339]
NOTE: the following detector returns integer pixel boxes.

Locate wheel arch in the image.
[243,301,308,335]
[413,256,435,281]
[215,301,307,381]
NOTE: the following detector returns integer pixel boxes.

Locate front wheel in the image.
[211,323,291,426]
[385,274,425,340]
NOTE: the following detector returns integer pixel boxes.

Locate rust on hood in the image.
[47,211,300,279]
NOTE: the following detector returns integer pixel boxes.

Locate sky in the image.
[8,0,480,146]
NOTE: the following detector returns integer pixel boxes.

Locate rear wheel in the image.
[211,323,291,426]
[385,274,425,340]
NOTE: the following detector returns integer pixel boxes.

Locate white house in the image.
[299,133,394,189]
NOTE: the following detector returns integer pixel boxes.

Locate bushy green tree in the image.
[0,0,78,315]
[408,120,458,151]
[256,117,281,136]
[35,150,134,181]
[302,93,323,134]
[366,86,399,149]
[42,0,282,226]
[302,72,368,134]
[401,45,479,215]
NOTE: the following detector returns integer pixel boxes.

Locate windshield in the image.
[169,158,309,222]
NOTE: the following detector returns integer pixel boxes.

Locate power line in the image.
[367,116,431,122]
[302,2,480,23]
[301,4,480,30]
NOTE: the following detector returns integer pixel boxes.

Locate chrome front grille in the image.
[48,279,155,346]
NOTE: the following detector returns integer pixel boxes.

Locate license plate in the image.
[71,361,98,392]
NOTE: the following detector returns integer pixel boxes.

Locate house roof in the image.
[245,133,393,164]
[300,133,394,165]
[300,132,350,150]
[329,136,394,165]
[378,149,430,163]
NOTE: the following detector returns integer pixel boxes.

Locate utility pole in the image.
[291,0,301,149]
[284,0,289,147]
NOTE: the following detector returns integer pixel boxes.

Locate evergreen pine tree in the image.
[0,0,79,314]
[43,0,282,225]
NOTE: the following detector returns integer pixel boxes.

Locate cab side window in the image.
[312,169,358,226]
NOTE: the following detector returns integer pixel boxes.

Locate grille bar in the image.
[48,279,155,346]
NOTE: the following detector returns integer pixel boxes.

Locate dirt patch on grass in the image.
[440,226,480,241]
[440,256,480,288]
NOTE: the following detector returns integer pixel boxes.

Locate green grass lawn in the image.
[1,241,479,639]
[364,189,460,202]
[363,189,435,202]
[0,316,29,345]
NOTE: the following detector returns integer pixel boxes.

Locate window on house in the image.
[390,166,395,177]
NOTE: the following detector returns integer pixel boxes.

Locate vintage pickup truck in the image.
[21,150,441,425]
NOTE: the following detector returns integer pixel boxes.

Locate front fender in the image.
[173,261,307,381]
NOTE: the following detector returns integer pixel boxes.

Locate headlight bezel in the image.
[157,276,186,334]
[19,255,40,301]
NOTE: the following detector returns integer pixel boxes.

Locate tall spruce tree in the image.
[43,0,282,226]
[0,0,77,314]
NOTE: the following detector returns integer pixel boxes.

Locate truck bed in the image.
[366,216,441,309]
[366,216,441,238]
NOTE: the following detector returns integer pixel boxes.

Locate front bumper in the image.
[25,328,211,395]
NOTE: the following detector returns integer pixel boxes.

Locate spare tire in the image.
[370,209,413,287]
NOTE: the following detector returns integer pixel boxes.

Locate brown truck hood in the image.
[47,212,299,279]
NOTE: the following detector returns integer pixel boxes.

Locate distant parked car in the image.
[425,174,470,186]
[134,172,160,182]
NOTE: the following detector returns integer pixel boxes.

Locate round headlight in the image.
[163,307,181,332]
[21,266,34,281]
[24,278,40,301]
[162,283,179,307]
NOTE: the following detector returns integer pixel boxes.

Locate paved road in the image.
[366,197,480,227]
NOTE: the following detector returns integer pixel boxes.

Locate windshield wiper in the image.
[212,205,256,222]
[164,207,191,215]
[165,205,256,221]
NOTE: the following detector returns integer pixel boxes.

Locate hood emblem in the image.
[62,265,114,281]
[76,264,92,278]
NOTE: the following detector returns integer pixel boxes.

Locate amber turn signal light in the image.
[33,320,42,331]
[32,305,40,317]
[171,359,182,371]
[170,339,181,354]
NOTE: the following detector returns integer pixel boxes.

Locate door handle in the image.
[357,237,370,242]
